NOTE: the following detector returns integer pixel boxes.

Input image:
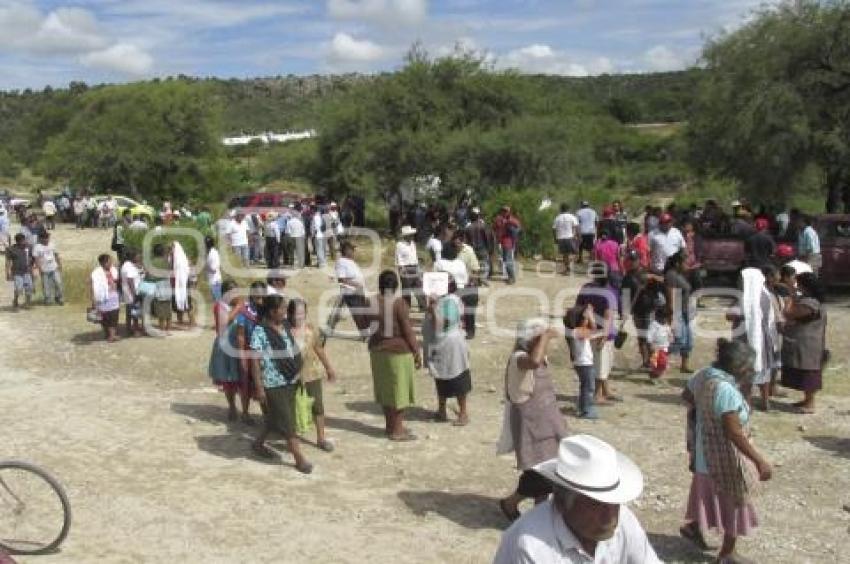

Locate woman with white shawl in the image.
[736,267,779,411]
[90,253,121,343]
[171,241,192,327]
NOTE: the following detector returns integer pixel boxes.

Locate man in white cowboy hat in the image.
[494,434,661,564]
[396,225,425,310]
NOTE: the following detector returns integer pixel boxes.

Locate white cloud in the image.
[497,44,615,76]
[101,0,307,29]
[642,45,688,72]
[0,3,108,54]
[327,0,427,26]
[80,43,154,76]
[328,32,386,63]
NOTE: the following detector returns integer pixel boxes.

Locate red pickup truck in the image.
[699,215,850,288]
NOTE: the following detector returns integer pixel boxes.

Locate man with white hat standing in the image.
[494,434,661,563]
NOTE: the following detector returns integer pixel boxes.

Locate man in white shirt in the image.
[120,249,143,336]
[649,213,686,274]
[73,197,86,229]
[42,199,57,230]
[494,435,661,564]
[311,208,327,268]
[226,211,250,268]
[576,202,598,265]
[395,225,424,310]
[33,232,63,305]
[325,240,368,344]
[205,236,223,301]
[105,196,118,227]
[426,232,442,264]
[286,210,306,269]
[553,203,579,275]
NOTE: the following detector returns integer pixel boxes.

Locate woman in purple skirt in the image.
[680,339,773,564]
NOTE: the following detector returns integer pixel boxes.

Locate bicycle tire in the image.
[0,460,72,555]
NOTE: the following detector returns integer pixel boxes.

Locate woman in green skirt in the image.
[368,270,422,441]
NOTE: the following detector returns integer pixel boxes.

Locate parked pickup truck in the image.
[698,215,850,288]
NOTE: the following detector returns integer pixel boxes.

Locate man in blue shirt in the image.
[796,215,821,275]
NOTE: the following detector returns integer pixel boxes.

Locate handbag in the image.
[614,320,628,349]
[86,307,102,324]
[294,384,315,435]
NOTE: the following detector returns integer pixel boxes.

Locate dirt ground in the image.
[2,223,849,563]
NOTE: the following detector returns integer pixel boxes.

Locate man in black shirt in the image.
[745,223,776,269]
[5,233,34,308]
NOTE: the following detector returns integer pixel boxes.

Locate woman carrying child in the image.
[208,280,244,421]
[287,298,338,452]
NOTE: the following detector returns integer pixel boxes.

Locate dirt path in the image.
[2,224,849,563]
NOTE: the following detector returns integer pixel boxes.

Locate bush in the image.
[482,188,558,259]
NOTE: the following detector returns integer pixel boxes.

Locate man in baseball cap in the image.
[494,435,661,563]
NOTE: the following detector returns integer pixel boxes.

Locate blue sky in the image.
[0,0,779,89]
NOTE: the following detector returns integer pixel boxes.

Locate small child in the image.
[647,308,673,382]
[565,304,598,419]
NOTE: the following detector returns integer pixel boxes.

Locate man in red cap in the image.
[745,218,776,269]
[649,213,685,274]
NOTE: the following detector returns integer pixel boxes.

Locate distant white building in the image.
[222,130,317,146]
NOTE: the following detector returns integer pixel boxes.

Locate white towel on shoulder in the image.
[741,268,766,372]
[172,242,190,312]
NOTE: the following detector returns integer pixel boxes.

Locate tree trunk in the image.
[128,177,140,200]
[843,184,850,214]
[825,168,843,213]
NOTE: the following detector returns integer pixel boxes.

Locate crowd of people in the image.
[2,191,835,564]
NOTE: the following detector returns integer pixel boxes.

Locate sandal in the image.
[295,461,314,475]
[433,412,449,423]
[499,499,521,522]
[318,439,336,452]
[452,417,470,427]
[679,523,711,551]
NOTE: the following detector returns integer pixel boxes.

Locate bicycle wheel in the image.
[0,461,71,555]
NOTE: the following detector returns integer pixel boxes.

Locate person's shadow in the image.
[635,392,685,406]
[70,330,106,345]
[344,400,435,422]
[805,435,850,459]
[647,533,713,562]
[397,490,506,530]
[171,402,233,426]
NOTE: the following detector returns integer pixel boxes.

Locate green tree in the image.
[688,0,850,211]
[310,47,617,204]
[40,80,229,201]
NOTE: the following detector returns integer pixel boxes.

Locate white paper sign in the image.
[422,271,449,297]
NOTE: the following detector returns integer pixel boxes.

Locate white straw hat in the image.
[532,435,644,504]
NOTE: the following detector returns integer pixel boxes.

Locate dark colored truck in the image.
[698,215,850,288]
